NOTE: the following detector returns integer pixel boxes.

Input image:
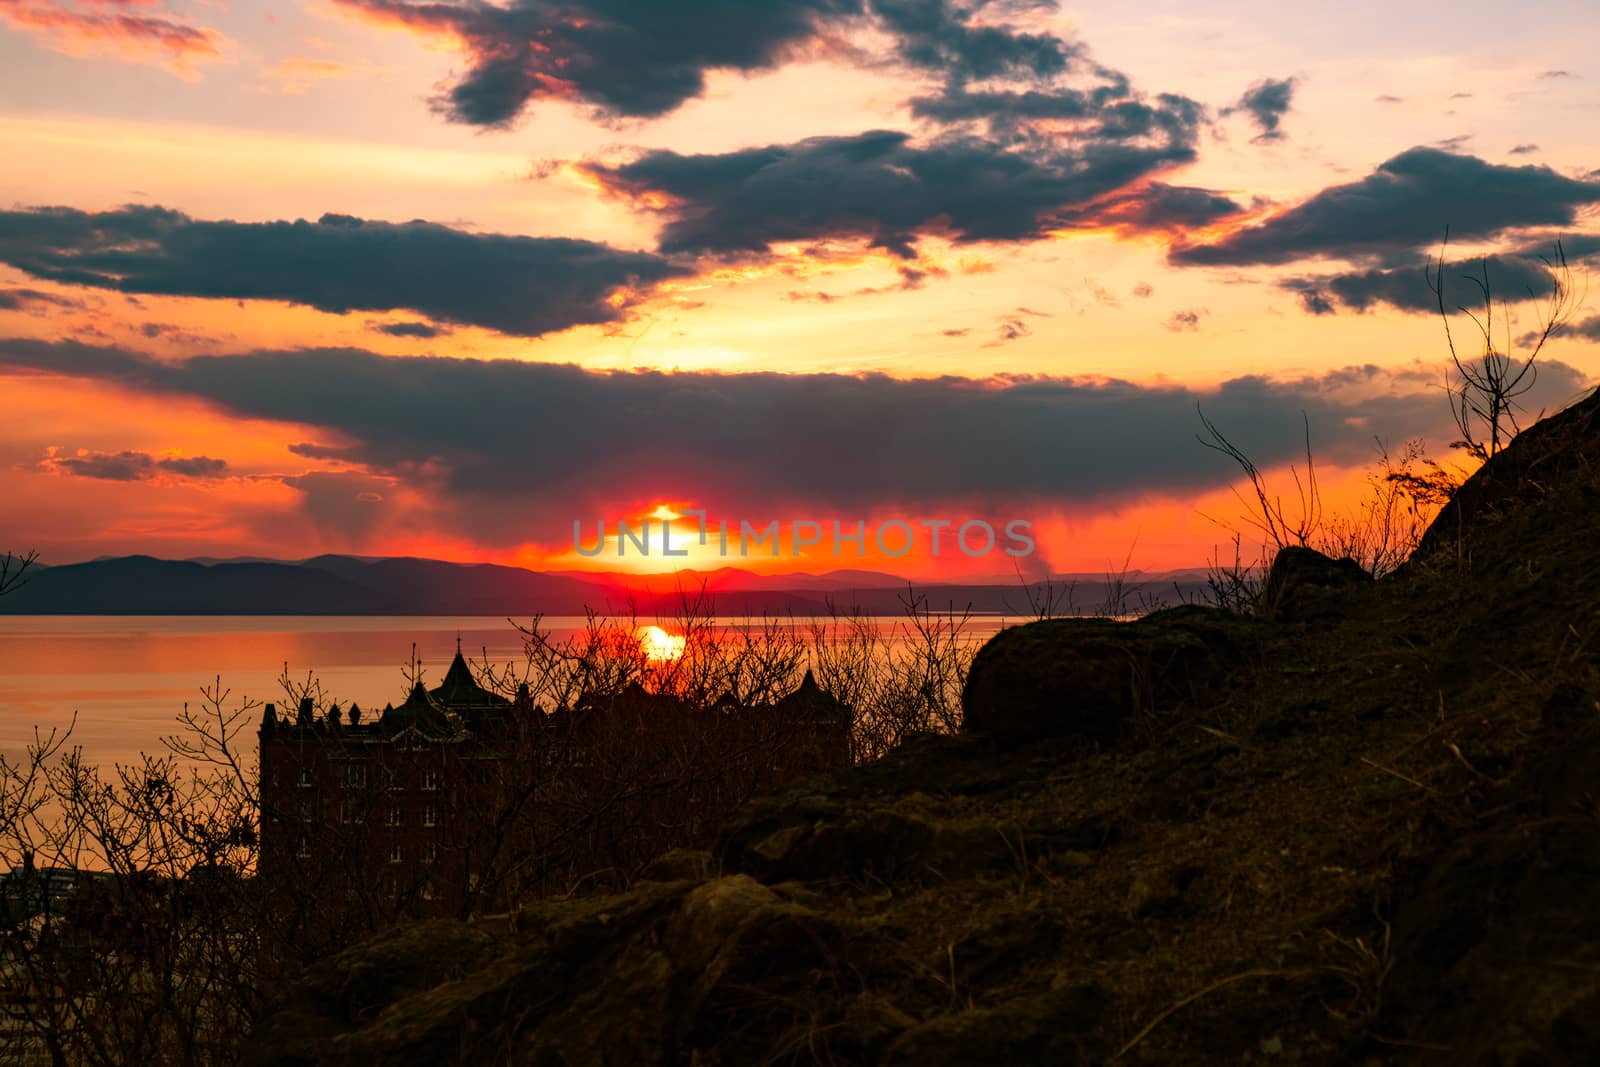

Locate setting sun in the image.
[637,624,686,662]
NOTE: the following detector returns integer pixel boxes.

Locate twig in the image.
[1114,969,1302,1060]
[1359,757,1434,794]
[1444,741,1506,787]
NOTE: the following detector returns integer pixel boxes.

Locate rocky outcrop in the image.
[1413,385,1600,566]
[960,605,1260,745]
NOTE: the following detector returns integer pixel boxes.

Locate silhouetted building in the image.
[258,646,850,936]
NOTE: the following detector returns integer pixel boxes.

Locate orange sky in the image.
[1,0,1597,578]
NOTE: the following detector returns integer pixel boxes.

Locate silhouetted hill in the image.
[0,557,395,614]
[255,393,1600,1064]
[0,555,1210,615]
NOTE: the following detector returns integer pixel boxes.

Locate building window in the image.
[345,764,367,788]
[296,768,313,788]
[383,768,399,792]
[385,807,401,827]
[422,770,439,791]
[421,842,438,865]
[341,799,364,824]
[466,764,489,785]
[387,844,402,865]
[421,879,437,901]
[295,838,311,859]
[422,805,437,828]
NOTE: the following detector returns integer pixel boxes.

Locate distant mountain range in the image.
[0,555,1212,616]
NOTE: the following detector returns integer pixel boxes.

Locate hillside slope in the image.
[254,387,1600,1065]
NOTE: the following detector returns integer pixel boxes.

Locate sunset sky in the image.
[2,0,1598,578]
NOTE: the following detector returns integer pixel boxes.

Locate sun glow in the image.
[638,624,686,662]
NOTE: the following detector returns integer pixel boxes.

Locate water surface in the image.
[0,614,1014,767]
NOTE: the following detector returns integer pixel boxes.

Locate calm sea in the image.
[0,615,1013,769]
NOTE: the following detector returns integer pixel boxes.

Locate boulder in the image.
[960,605,1257,745]
[1261,545,1371,622]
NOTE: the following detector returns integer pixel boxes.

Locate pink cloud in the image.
[0,0,228,77]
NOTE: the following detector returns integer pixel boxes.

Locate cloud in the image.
[5,338,1589,547]
[1171,147,1600,267]
[43,447,229,481]
[0,205,683,337]
[1509,143,1540,155]
[1166,308,1206,331]
[785,290,838,304]
[157,455,230,477]
[367,320,451,339]
[0,0,227,76]
[1055,183,1245,237]
[331,0,859,125]
[984,314,1033,347]
[1567,316,1600,342]
[0,287,82,312]
[1223,77,1296,142]
[332,0,1093,128]
[280,471,395,540]
[288,442,363,462]
[336,0,1218,266]
[1280,236,1592,316]
[579,120,1211,260]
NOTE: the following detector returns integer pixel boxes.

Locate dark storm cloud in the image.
[0,205,682,337]
[334,0,1086,127]
[4,338,1591,546]
[581,119,1208,259]
[1223,77,1296,142]
[1172,148,1600,267]
[46,449,229,481]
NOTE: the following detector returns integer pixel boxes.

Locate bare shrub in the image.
[1428,236,1578,462]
